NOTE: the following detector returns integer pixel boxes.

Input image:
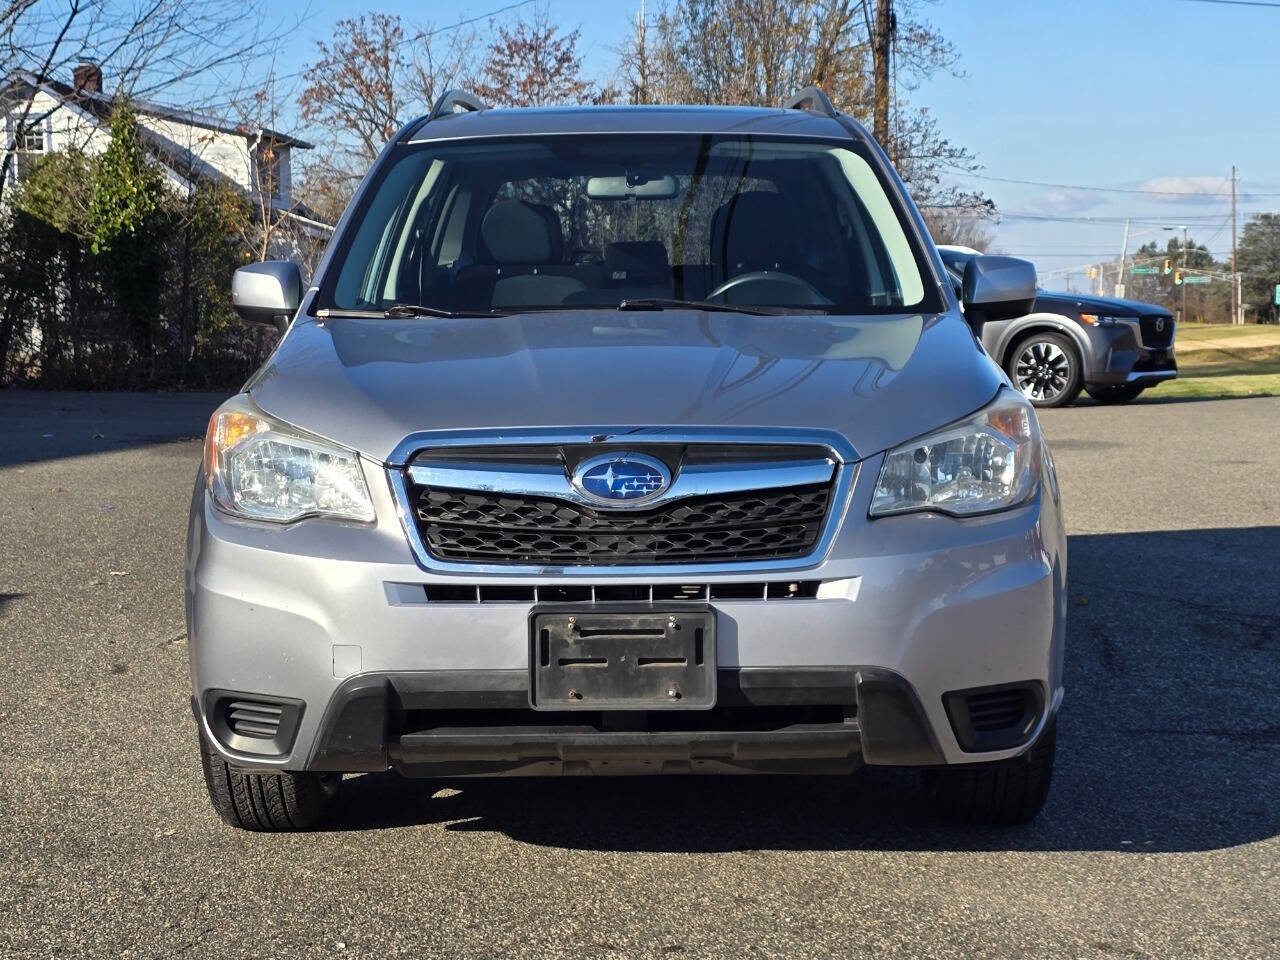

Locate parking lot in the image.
[0,391,1276,959]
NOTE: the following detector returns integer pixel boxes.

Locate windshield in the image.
[322,135,938,316]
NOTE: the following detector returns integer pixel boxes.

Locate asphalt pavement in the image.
[0,390,1276,959]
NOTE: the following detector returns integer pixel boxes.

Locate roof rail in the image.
[427,89,488,122]
[780,86,839,119]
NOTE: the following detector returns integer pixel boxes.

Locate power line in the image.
[996,211,1260,224]
[1179,0,1280,7]
[191,0,535,111]
[1008,250,1233,257]
[944,165,1280,198]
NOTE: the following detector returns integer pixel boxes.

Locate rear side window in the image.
[322,135,939,316]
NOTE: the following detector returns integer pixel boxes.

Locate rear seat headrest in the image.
[481,200,554,265]
[605,240,670,278]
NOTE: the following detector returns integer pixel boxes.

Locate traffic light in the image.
[1174,270,1183,286]
[1163,259,1172,276]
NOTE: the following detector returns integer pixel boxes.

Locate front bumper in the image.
[187,450,1067,774]
[292,667,963,776]
[1084,321,1178,388]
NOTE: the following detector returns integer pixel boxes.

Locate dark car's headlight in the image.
[1079,313,1123,327]
[202,397,375,524]
[870,391,1042,518]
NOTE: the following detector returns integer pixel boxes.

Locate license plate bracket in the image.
[530,605,716,710]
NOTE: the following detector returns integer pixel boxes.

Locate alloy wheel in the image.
[1014,340,1072,402]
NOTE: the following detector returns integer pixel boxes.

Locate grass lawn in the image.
[1145,323,1280,400]
[1177,323,1280,344]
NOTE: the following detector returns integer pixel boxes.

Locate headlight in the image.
[203,397,375,524]
[1078,313,1121,327]
[870,391,1042,517]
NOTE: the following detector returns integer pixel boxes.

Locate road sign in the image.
[1131,266,1157,275]
[1183,275,1211,285]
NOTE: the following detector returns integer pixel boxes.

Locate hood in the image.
[246,310,1003,463]
[1034,290,1170,316]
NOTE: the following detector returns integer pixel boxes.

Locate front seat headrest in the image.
[710,190,801,276]
[481,200,554,264]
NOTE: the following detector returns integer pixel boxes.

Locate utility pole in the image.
[1116,218,1130,297]
[1181,225,1189,325]
[1230,165,1239,324]
[872,0,893,146]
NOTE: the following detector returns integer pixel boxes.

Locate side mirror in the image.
[962,255,1037,327]
[232,261,302,332]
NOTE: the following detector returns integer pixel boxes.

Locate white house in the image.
[1,64,327,232]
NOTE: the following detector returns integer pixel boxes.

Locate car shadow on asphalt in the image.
[324,526,1279,853]
[1095,392,1279,406]
[0,390,224,467]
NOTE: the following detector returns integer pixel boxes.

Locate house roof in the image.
[3,70,312,149]
[3,69,329,227]
[139,121,330,226]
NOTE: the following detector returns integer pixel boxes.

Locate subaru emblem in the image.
[572,453,671,505]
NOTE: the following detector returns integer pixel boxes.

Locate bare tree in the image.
[618,0,870,109]
[473,5,607,108]
[615,0,990,217]
[295,13,478,219]
[921,206,995,251]
[298,14,409,166]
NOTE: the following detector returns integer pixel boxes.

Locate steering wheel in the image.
[705,271,830,306]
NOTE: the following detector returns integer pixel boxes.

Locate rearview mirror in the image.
[232,261,303,332]
[586,174,678,200]
[961,255,1036,327]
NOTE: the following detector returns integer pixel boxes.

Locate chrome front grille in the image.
[391,435,851,572]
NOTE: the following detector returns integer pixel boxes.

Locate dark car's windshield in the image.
[937,247,974,278]
[322,135,938,316]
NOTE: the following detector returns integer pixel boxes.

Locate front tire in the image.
[1086,383,1145,404]
[198,731,340,831]
[922,719,1056,825]
[1007,333,1082,408]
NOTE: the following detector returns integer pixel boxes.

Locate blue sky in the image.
[276,0,1280,289]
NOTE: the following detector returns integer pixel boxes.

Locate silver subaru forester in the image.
[189,88,1066,831]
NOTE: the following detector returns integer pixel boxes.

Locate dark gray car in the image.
[939,245,1178,407]
[191,89,1066,832]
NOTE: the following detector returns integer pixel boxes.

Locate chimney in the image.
[72,63,102,95]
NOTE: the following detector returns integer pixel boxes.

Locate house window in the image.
[5,113,49,184]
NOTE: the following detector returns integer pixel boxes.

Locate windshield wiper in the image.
[617,298,825,317]
[384,303,504,318]
[316,305,505,319]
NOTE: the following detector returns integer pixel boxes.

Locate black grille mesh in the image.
[226,700,283,739]
[1138,314,1174,349]
[965,690,1029,732]
[411,483,832,566]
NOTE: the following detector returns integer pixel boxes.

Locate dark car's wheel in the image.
[198,731,339,831]
[1086,383,1145,404]
[1007,333,1082,408]
[922,719,1056,826]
